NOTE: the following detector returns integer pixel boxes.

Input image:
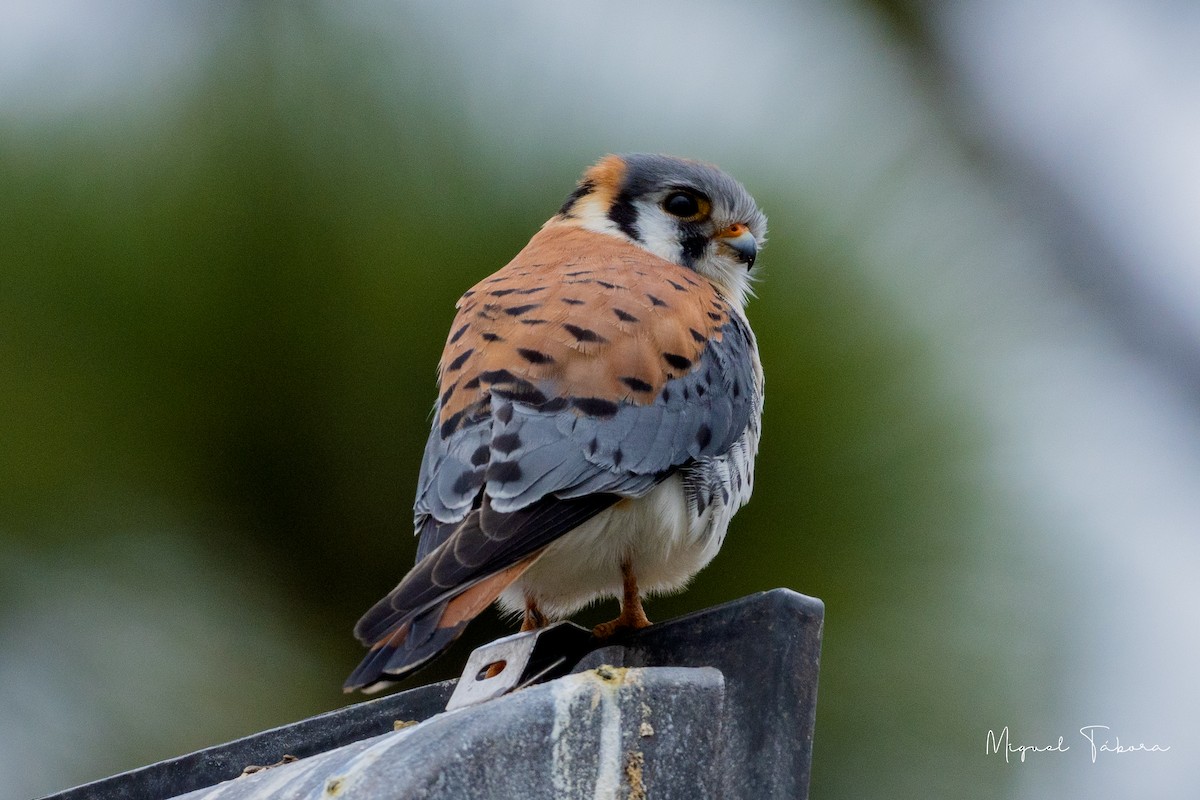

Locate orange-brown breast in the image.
[436,223,732,432]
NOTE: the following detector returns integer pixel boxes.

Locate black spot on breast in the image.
[613,308,638,323]
[561,297,585,306]
[452,469,485,495]
[489,461,523,484]
[505,304,541,316]
[470,445,490,467]
[697,424,712,449]
[447,349,474,371]
[492,433,522,454]
[517,348,554,364]
[449,323,470,344]
[689,328,706,344]
[647,294,667,307]
[564,324,606,343]
[481,332,503,342]
[573,397,620,418]
[621,376,653,393]
[663,353,692,371]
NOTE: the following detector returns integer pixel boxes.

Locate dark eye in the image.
[663,191,701,218]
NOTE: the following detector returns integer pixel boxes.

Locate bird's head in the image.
[554,153,767,306]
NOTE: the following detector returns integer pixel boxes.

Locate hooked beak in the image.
[716,223,758,269]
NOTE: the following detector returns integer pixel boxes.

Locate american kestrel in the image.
[345,154,766,692]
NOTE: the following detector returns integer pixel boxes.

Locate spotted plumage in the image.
[345,154,767,693]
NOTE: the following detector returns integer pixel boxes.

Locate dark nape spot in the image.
[621,376,653,393]
[479,369,517,384]
[646,294,667,307]
[607,191,641,242]
[689,328,706,343]
[517,348,554,364]
[612,448,623,467]
[470,445,491,466]
[697,424,713,450]
[449,323,470,344]
[667,279,687,292]
[447,349,474,371]
[440,410,465,439]
[452,469,485,495]
[489,461,523,484]
[492,433,522,454]
[663,353,692,371]
[463,376,481,390]
[481,332,503,342]
[564,324,606,343]
[561,297,586,306]
[495,403,514,425]
[558,179,596,217]
[613,308,638,323]
[505,303,541,316]
[573,397,620,418]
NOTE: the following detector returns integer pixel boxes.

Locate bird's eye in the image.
[663,191,703,219]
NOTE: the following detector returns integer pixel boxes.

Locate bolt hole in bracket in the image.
[446,622,594,711]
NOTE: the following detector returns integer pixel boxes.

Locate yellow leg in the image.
[592,561,652,638]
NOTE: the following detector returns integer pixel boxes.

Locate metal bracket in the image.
[445,621,593,711]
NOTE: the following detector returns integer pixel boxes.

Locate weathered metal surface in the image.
[174,666,725,800]
[42,588,823,800]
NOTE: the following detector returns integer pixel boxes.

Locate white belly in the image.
[497,426,758,619]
